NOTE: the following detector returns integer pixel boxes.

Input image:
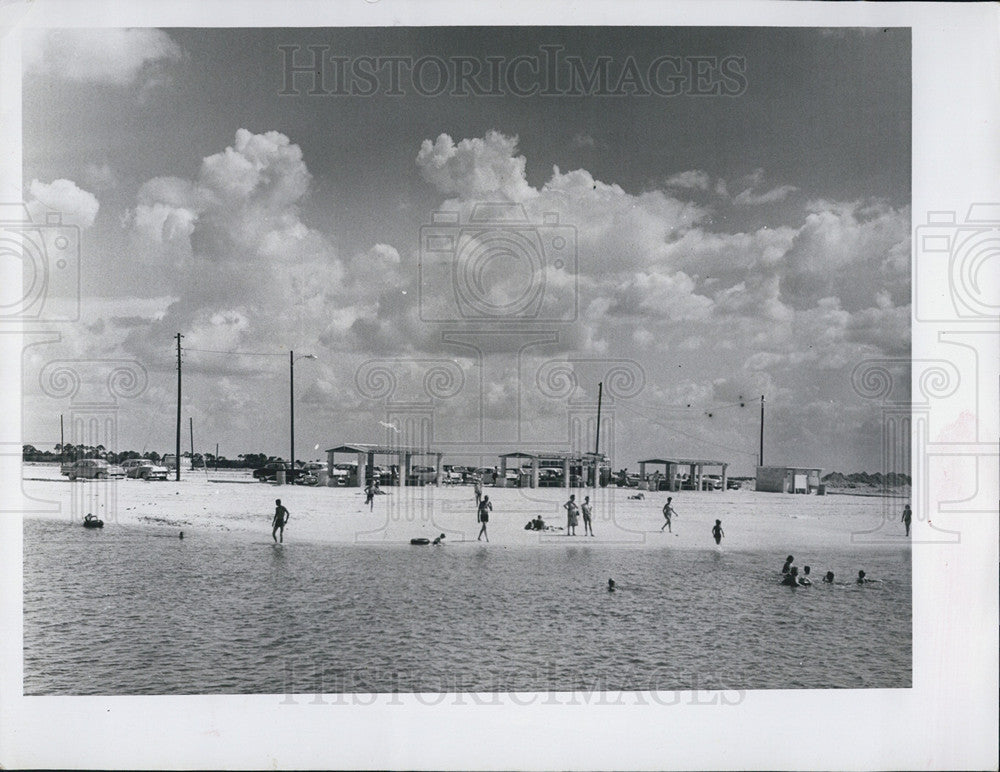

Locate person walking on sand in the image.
[901,504,912,536]
[711,519,724,546]
[563,494,580,536]
[477,495,492,542]
[474,479,483,508]
[364,480,376,511]
[581,495,595,536]
[660,497,677,533]
[272,499,290,543]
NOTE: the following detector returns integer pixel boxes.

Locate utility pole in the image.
[59,414,64,457]
[189,417,195,470]
[759,394,765,468]
[216,442,219,472]
[594,381,603,488]
[290,350,295,475]
[175,333,183,481]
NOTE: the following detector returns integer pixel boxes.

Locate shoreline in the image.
[21,465,914,553]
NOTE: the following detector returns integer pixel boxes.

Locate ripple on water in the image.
[23,519,910,694]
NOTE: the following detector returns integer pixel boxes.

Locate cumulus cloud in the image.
[23,28,182,86]
[416,131,536,202]
[27,178,99,227]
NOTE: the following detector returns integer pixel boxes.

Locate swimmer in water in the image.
[179,531,184,540]
[607,578,616,592]
[823,571,835,583]
[857,570,872,584]
[798,565,812,586]
[781,566,799,586]
[712,519,724,545]
[782,555,794,574]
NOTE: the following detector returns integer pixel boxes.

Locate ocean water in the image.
[23,518,911,695]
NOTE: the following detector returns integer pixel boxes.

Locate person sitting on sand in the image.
[782,555,794,574]
[532,515,545,531]
[432,533,446,545]
[823,571,835,583]
[798,565,813,586]
[628,492,645,500]
[781,566,800,586]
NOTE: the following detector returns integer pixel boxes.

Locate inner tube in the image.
[409,538,430,545]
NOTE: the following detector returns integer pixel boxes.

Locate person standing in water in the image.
[581,495,595,536]
[711,519,724,546]
[477,495,492,542]
[272,499,290,543]
[660,497,677,533]
[901,504,912,536]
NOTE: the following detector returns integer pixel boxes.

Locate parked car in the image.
[293,472,319,486]
[473,468,496,485]
[66,459,126,480]
[121,459,169,480]
[252,463,307,483]
[330,463,355,486]
[407,465,438,486]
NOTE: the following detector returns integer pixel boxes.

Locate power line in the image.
[183,347,287,357]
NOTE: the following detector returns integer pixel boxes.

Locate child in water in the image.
[823,571,835,583]
[798,566,812,586]
[781,566,800,586]
[712,519,724,545]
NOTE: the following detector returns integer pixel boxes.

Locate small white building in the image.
[755,465,823,494]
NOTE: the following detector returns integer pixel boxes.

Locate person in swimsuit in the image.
[477,495,492,542]
[272,499,289,543]
[782,555,794,574]
[901,504,912,536]
[781,566,799,587]
[712,519,724,545]
[823,571,835,583]
[474,479,483,509]
[660,497,676,532]
[564,494,579,536]
[798,566,813,586]
[581,496,595,536]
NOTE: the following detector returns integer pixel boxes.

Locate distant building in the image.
[756,465,823,494]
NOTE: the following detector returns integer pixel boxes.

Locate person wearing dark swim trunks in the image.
[272,499,289,543]
[477,495,492,542]
[901,504,912,536]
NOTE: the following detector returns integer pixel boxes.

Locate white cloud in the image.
[27,178,99,228]
[23,28,182,86]
[664,170,712,191]
[416,131,535,202]
[733,184,798,206]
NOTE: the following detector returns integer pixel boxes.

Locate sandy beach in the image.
[22,463,912,552]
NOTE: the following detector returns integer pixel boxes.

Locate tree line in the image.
[22,444,283,470]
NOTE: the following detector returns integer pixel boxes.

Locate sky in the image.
[19,26,912,474]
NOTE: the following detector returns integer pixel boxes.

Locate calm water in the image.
[23,519,911,694]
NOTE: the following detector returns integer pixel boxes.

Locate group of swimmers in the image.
[780,554,876,586]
